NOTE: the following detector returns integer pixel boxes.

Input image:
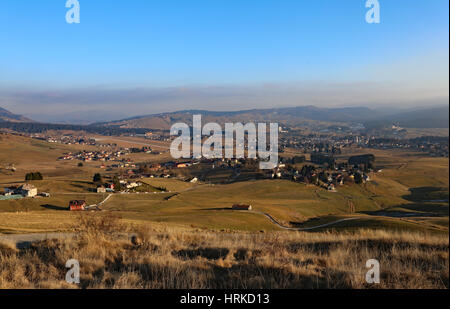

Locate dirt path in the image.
[252,211,363,231]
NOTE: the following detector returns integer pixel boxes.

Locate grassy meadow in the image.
[0,214,447,289]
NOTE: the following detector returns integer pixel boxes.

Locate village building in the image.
[232,204,252,211]
[327,184,336,192]
[69,200,86,211]
[96,186,107,193]
[4,184,38,197]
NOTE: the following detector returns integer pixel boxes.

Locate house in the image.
[97,186,107,193]
[149,164,161,171]
[69,200,86,211]
[126,182,140,189]
[232,204,252,211]
[19,184,38,197]
[327,184,336,192]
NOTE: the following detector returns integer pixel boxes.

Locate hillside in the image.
[0,107,33,123]
[98,105,449,130]
[97,106,380,129]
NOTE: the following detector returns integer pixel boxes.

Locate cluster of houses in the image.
[31,134,98,146]
[368,137,449,158]
[280,134,370,155]
[95,180,148,193]
[267,154,374,191]
[59,149,130,162]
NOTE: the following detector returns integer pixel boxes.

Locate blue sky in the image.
[0,0,448,122]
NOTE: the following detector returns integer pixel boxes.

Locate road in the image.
[252,211,363,231]
[85,193,113,210]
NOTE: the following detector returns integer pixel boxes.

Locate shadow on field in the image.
[173,247,230,260]
[402,187,449,202]
[287,239,449,255]
[78,260,353,289]
[41,204,67,211]
[289,217,321,227]
[71,182,94,191]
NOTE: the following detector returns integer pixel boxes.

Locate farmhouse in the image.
[69,200,86,211]
[4,184,38,197]
[97,186,107,193]
[232,204,252,211]
[20,184,38,197]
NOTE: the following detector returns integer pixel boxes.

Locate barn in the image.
[232,204,252,211]
[69,200,86,211]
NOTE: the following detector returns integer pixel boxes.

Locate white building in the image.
[19,184,38,197]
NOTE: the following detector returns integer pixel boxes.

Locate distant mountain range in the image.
[98,105,449,130]
[0,107,33,123]
[97,106,381,130]
[1,104,448,130]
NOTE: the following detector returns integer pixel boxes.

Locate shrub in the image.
[25,172,43,181]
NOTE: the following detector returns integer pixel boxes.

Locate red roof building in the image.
[69,200,86,211]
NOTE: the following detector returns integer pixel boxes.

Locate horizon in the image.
[1,0,449,123]
[2,102,449,126]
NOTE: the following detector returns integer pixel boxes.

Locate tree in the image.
[93,173,102,184]
[112,176,121,192]
[318,171,329,183]
[354,172,363,184]
[25,172,43,181]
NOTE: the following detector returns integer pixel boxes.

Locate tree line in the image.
[0,121,155,136]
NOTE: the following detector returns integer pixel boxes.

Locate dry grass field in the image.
[0,214,447,289]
